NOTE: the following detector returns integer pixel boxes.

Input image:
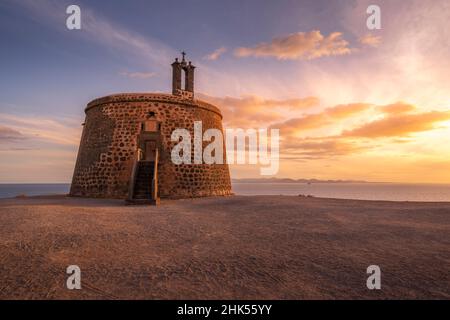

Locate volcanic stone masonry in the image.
[70,54,232,200]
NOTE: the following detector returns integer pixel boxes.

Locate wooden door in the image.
[144,140,157,161]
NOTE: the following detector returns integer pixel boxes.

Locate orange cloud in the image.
[359,33,382,47]
[273,114,328,134]
[342,111,450,138]
[326,103,373,118]
[198,93,319,127]
[234,30,352,60]
[272,103,373,134]
[377,102,416,114]
[281,138,369,159]
[203,47,227,61]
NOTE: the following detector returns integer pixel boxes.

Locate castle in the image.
[70,54,232,203]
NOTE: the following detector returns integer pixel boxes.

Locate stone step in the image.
[134,190,151,194]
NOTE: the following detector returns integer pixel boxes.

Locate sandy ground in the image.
[0,195,449,300]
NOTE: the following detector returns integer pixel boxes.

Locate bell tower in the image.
[171,52,195,99]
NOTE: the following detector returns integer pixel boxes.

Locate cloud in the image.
[281,138,369,159]
[273,114,328,134]
[278,103,450,159]
[119,71,156,79]
[0,126,25,142]
[199,94,319,110]
[325,103,373,118]
[204,47,227,61]
[342,111,450,138]
[377,102,416,114]
[198,93,320,127]
[206,95,318,110]
[359,33,382,47]
[278,107,450,159]
[234,30,353,60]
[0,113,81,146]
[272,103,373,134]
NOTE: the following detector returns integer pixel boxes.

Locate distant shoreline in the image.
[4,180,450,185]
[2,182,450,202]
[232,178,373,184]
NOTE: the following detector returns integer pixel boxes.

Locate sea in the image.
[1,182,450,202]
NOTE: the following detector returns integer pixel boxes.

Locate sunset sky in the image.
[1,0,450,183]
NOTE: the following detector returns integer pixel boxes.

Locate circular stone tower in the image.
[70,55,232,200]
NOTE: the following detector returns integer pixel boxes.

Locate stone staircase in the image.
[133,161,154,199]
[125,149,160,205]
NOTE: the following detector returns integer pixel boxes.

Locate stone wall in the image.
[70,93,232,199]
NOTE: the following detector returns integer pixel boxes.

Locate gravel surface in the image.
[0,195,449,299]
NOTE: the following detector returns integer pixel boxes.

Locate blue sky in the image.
[1,0,450,183]
[0,0,362,117]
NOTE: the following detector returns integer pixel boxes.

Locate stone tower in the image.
[171,51,195,99]
[70,54,232,202]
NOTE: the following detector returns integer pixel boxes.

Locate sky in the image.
[1,0,450,183]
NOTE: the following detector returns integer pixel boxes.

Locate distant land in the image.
[232,178,371,184]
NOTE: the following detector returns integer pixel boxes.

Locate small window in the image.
[143,120,158,132]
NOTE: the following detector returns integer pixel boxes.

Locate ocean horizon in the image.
[2,182,450,202]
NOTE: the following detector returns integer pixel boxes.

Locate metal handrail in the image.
[151,149,159,201]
